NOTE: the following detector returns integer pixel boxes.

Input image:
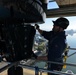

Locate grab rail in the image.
[19,64,75,75]
[0,46,76,74]
[0,60,76,75]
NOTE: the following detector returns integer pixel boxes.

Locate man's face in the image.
[52,25,60,32]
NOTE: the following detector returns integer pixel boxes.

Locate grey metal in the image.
[19,64,75,75]
[0,61,19,73]
[0,59,76,75]
[36,60,76,67]
[68,47,76,50]
[68,52,76,58]
[0,46,76,74]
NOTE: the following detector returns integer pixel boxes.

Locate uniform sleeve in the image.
[41,31,51,40]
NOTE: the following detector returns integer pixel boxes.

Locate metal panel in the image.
[56,0,76,6]
[46,6,76,18]
[46,0,76,18]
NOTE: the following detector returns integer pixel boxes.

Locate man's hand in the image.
[35,24,43,34]
[35,24,39,29]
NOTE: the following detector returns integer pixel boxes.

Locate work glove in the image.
[35,24,39,29]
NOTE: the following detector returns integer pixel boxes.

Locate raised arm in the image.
[35,24,43,34]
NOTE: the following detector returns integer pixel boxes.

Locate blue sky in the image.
[39,1,76,31]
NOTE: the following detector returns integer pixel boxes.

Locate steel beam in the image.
[46,6,76,18]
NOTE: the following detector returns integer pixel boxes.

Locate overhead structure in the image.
[56,0,76,7]
[0,0,76,22]
[47,0,76,18]
[0,0,47,24]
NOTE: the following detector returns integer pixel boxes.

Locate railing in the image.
[0,59,76,75]
[67,46,76,57]
[68,46,76,50]
[0,46,76,75]
[19,64,75,75]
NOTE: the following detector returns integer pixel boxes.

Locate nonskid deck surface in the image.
[0,60,75,75]
[0,69,75,75]
[0,68,47,75]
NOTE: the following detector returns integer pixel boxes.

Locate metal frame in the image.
[46,7,76,18]
[19,64,75,75]
[0,47,76,74]
[0,59,76,75]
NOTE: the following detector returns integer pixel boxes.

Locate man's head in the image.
[52,17,69,32]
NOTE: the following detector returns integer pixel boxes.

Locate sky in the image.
[39,1,76,31]
[39,17,76,31]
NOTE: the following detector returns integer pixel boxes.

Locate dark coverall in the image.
[42,31,66,75]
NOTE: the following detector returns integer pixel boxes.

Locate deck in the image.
[0,68,47,75]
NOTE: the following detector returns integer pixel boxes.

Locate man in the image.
[35,17,69,75]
